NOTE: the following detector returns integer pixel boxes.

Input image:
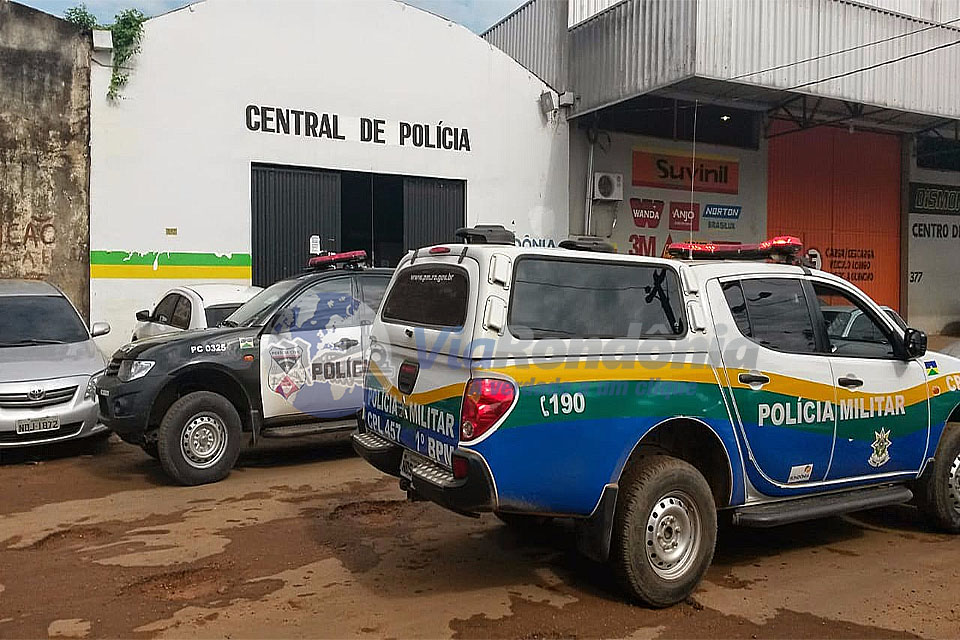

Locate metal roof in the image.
[485,0,960,132]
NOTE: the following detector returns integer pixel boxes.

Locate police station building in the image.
[88,0,960,349]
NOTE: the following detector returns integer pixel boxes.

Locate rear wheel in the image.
[611,455,717,607]
[157,391,241,486]
[915,424,960,533]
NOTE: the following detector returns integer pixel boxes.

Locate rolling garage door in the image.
[403,177,465,251]
[251,165,341,287]
[768,126,901,309]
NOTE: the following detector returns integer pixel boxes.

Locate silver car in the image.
[0,280,111,448]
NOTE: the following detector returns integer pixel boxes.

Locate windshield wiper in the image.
[0,339,66,347]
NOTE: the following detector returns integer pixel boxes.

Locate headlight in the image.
[118,360,155,382]
[84,370,105,401]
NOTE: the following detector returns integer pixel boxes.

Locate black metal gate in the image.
[251,164,341,286]
[403,177,465,251]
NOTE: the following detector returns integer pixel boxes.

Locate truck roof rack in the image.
[663,236,803,263]
[454,225,516,245]
[306,250,368,270]
[559,236,616,253]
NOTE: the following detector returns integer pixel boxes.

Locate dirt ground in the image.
[0,435,958,639]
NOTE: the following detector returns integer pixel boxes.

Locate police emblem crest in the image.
[268,345,308,399]
[868,428,892,468]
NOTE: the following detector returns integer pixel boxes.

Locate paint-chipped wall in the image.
[0,1,91,318]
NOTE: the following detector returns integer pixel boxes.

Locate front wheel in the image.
[611,455,717,608]
[915,424,960,533]
[157,391,241,486]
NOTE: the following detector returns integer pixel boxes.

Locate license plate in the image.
[400,449,427,481]
[15,416,61,435]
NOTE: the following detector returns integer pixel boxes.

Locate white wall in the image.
[906,140,960,334]
[569,128,767,255]
[90,0,569,352]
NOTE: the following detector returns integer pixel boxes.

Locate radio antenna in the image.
[688,100,698,259]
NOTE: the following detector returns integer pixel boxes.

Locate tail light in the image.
[452,455,470,479]
[460,378,515,442]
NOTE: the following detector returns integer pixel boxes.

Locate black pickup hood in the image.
[111,326,261,361]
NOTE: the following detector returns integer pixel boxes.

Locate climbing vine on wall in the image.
[65,4,146,100]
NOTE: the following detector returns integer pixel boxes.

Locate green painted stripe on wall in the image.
[90,251,252,267]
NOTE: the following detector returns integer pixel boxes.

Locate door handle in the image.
[838,376,864,389]
[334,338,359,350]
[738,372,770,386]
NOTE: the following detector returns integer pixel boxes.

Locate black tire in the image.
[157,391,241,486]
[915,423,960,533]
[611,455,717,608]
[141,441,159,460]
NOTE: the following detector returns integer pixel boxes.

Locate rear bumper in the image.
[352,431,497,515]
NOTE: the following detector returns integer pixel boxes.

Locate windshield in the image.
[205,304,242,328]
[222,279,303,327]
[0,296,89,347]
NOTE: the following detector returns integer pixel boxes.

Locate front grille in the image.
[0,386,78,409]
[0,421,84,444]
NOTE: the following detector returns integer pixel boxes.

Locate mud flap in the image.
[249,409,262,446]
[575,484,618,562]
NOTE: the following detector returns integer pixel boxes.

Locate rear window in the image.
[509,258,685,339]
[0,296,89,347]
[204,304,241,328]
[381,264,469,328]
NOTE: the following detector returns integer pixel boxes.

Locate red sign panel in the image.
[633,149,740,194]
[669,202,700,231]
[629,198,663,228]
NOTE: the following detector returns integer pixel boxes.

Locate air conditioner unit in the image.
[593,172,623,201]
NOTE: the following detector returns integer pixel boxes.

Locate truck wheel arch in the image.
[148,366,256,434]
[617,417,733,509]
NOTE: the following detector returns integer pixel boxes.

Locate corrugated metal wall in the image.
[487,0,960,119]
[251,165,341,286]
[482,0,568,90]
[402,177,465,251]
[568,0,623,26]
[767,124,902,309]
[696,0,960,119]
[861,0,960,23]
[569,0,697,115]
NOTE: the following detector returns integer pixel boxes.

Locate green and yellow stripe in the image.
[90,251,252,279]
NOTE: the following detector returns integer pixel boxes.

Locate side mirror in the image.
[135,309,151,322]
[904,328,927,359]
[91,322,111,338]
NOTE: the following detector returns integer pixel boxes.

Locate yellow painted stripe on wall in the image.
[90,265,252,279]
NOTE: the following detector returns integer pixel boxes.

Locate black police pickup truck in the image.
[97,251,392,485]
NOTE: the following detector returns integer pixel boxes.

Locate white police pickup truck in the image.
[353,229,960,607]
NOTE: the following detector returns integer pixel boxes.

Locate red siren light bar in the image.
[307,250,367,269]
[664,236,804,262]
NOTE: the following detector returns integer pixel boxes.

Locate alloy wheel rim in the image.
[644,491,701,580]
[948,451,960,516]
[180,414,227,470]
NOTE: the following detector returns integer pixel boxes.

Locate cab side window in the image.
[152,294,180,326]
[358,274,390,322]
[812,283,896,358]
[723,278,817,354]
[270,277,358,334]
[170,296,192,330]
